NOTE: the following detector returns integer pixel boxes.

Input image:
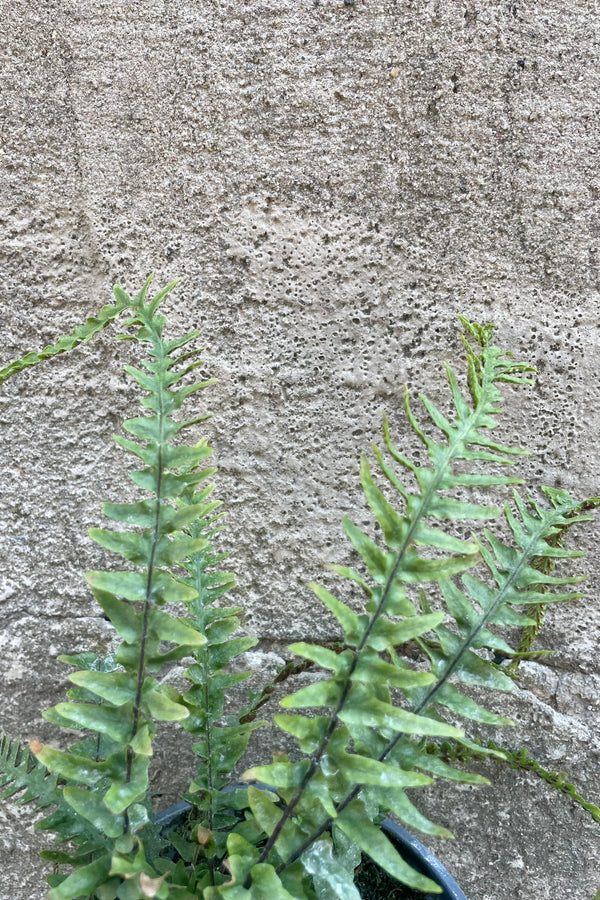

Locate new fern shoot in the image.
[0,278,596,900]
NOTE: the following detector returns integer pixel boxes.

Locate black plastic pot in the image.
[379,817,467,900]
[155,799,467,900]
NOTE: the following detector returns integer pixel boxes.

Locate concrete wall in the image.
[1,1,599,898]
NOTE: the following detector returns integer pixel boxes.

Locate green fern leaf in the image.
[0,735,60,809]
[243,319,589,897]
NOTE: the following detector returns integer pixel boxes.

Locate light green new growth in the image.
[425,739,600,825]
[0,288,138,385]
[0,280,595,900]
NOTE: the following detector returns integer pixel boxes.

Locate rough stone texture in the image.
[1,1,599,898]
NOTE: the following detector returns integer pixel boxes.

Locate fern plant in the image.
[0,278,596,900]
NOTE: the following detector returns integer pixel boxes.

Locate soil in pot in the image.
[355,855,433,900]
[156,802,458,900]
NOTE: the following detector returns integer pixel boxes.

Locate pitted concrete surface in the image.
[1,2,599,898]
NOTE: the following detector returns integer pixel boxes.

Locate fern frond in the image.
[0,735,60,809]
[396,488,589,730]
[164,476,268,872]
[0,277,157,385]
[0,733,114,879]
[233,320,590,899]
[23,281,230,898]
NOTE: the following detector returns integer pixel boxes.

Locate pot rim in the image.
[380,817,468,900]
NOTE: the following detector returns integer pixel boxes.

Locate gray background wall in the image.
[1,1,599,898]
